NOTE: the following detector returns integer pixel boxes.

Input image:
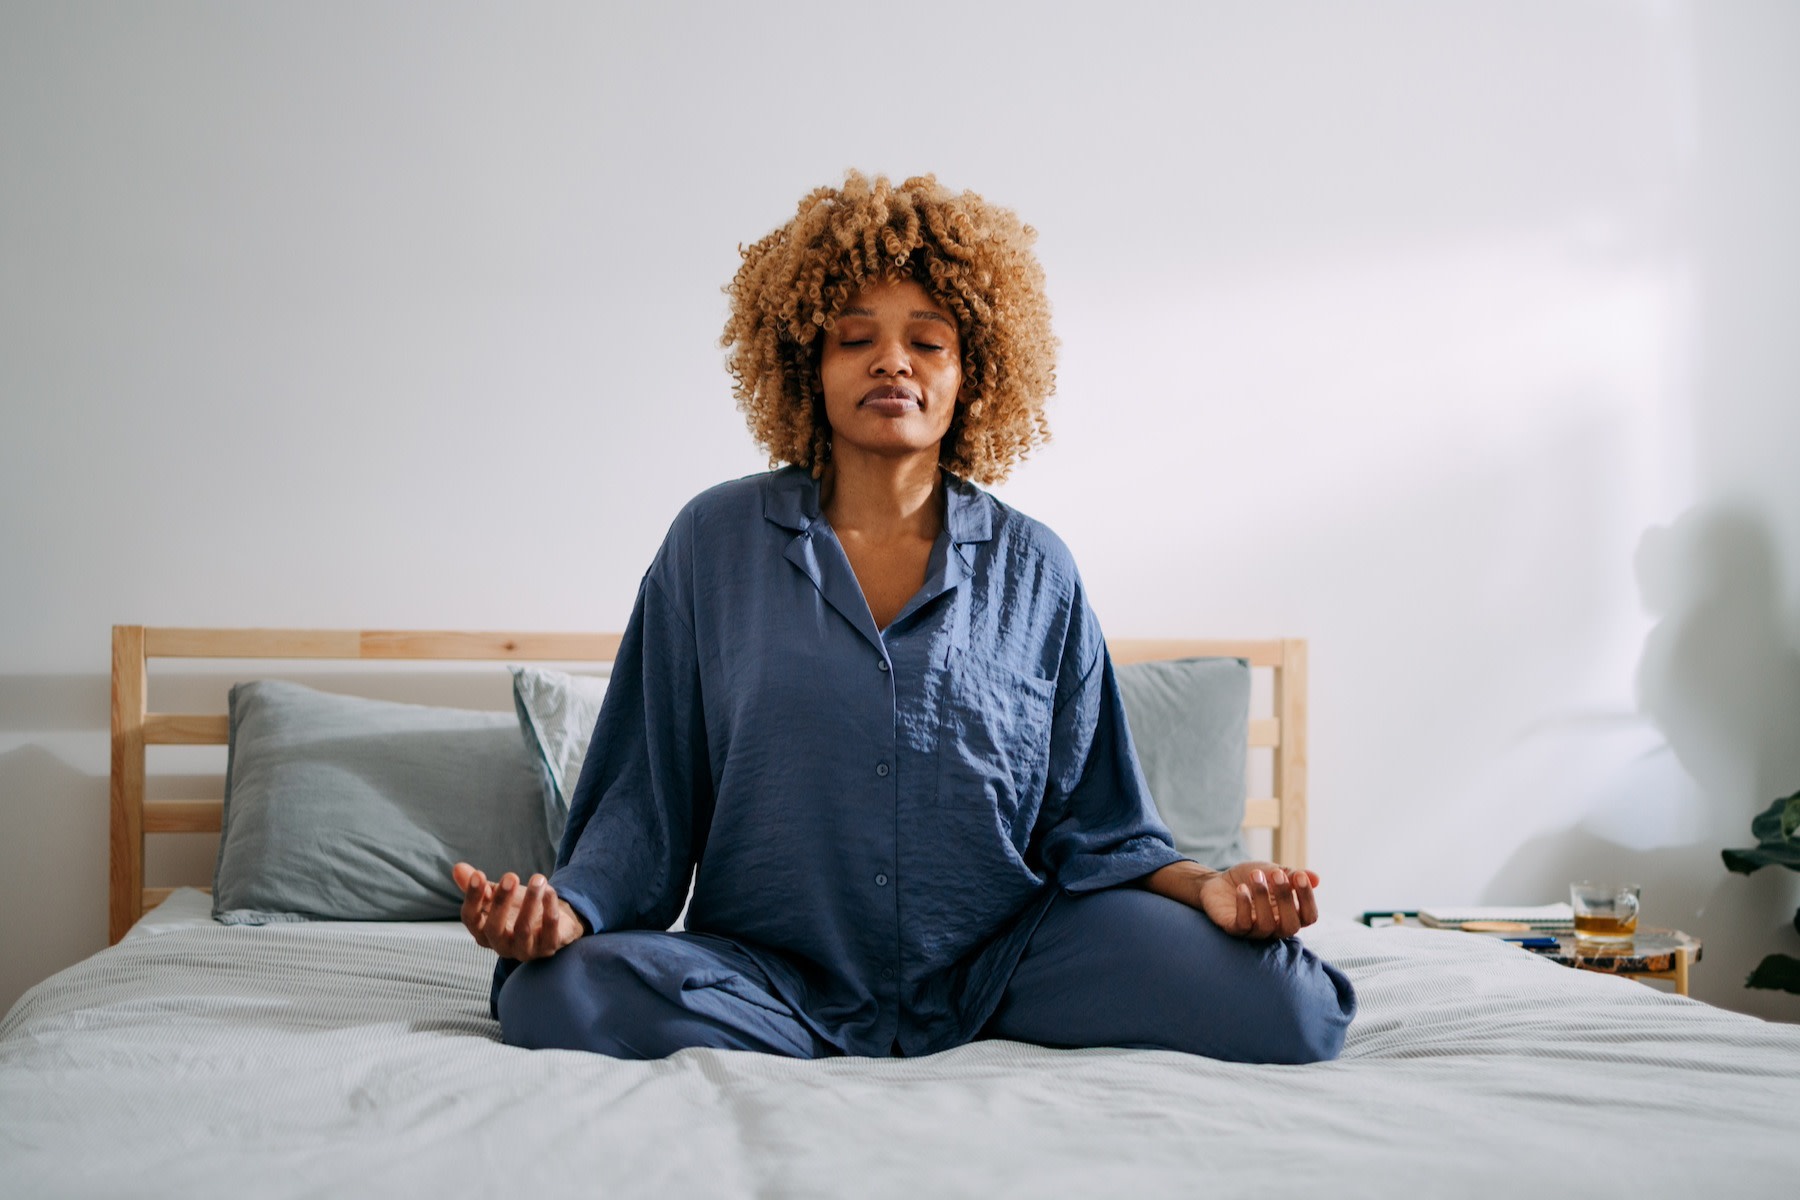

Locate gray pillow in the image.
[212,679,557,924]
[1115,657,1250,869]
[510,665,609,844]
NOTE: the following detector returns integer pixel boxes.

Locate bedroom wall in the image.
[3,1,1796,1019]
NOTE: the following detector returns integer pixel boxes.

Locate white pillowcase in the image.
[510,665,609,845]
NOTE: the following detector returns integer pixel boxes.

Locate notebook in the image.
[1416,903,1574,932]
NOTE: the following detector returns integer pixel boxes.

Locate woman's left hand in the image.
[1142,859,1320,939]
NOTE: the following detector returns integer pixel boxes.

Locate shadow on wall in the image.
[0,674,108,732]
[1636,505,1800,1017]
[1483,505,1800,1019]
[1636,505,1800,807]
[0,745,108,1015]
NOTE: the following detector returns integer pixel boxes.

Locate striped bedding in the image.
[3,889,1796,1198]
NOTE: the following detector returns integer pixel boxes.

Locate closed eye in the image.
[914,343,945,352]
[839,339,871,347]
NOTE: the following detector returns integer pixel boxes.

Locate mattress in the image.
[3,889,1797,1198]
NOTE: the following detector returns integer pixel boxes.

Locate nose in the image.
[871,337,911,377]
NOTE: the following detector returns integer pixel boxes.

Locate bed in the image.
[3,627,1797,1197]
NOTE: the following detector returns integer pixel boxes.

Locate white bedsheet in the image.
[3,889,1797,1198]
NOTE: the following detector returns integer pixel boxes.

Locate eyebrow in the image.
[839,306,956,328]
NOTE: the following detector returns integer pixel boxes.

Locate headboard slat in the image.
[144,629,363,658]
[1108,638,1283,667]
[144,714,231,745]
[359,631,624,660]
[144,801,224,834]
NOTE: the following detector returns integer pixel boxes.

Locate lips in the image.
[860,385,921,413]
[862,384,918,402]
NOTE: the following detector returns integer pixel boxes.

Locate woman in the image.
[453,172,1356,1063]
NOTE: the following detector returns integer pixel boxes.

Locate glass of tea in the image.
[1570,882,1640,944]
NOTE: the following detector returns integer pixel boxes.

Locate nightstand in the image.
[1360,914,1703,996]
[1521,929,1702,996]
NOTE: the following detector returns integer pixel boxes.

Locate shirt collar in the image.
[761,465,995,545]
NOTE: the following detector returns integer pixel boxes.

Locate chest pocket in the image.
[935,652,1057,825]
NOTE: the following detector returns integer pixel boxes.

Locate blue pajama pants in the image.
[497,887,1356,1064]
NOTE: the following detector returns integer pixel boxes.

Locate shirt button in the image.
[878,660,890,672]
[881,967,895,981]
[875,762,889,777]
[875,873,889,887]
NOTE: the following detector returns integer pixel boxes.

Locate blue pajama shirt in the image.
[491,465,1188,1057]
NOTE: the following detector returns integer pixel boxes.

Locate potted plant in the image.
[1722,789,1800,994]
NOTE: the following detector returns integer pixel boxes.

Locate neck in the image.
[819,444,944,541]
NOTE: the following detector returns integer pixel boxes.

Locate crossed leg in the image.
[497,929,835,1060]
[497,888,1355,1064]
[981,886,1356,1064]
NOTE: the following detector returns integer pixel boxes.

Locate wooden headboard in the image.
[109,627,1308,944]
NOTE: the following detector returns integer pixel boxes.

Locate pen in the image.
[1502,937,1560,948]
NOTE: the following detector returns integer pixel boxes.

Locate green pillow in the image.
[1115,657,1250,870]
[212,679,556,923]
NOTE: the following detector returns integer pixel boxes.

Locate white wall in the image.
[4,1,1797,1019]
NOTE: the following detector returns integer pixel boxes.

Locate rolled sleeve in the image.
[490,570,710,1015]
[1036,590,1185,894]
[551,572,708,932]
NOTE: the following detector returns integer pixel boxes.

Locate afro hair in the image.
[721,171,1057,484]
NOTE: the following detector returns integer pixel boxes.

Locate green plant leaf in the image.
[1722,845,1800,873]
[1750,790,1800,843]
[1721,790,1800,874]
[1745,953,1800,994]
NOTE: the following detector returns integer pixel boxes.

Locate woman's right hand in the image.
[452,861,586,961]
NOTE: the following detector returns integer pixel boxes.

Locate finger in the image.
[1295,871,1319,927]
[1267,869,1300,938]
[532,880,563,958]
[526,879,552,958]
[506,877,540,959]
[459,871,487,941]
[501,873,532,946]
[1276,887,1301,939]
[1234,883,1254,935]
[1250,871,1276,938]
[463,870,497,946]
[452,861,473,890]
[519,876,551,958]
[486,872,527,952]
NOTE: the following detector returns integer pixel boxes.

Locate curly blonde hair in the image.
[721,171,1057,485]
